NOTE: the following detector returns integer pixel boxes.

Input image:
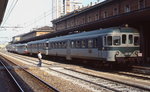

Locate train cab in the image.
[102,27,141,63]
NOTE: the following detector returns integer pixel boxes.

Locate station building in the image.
[51,0,150,62]
[12,26,54,43]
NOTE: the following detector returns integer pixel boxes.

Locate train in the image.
[6,27,142,64]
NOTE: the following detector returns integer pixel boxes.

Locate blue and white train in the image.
[6,27,142,64]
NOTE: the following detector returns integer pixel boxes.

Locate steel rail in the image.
[49,68,121,92]
[65,68,150,91]
[0,55,59,92]
[0,59,24,92]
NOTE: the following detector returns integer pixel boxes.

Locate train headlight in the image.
[116,51,119,55]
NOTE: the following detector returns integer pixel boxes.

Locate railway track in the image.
[0,59,24,92]
[0,55,59,92]
[131,65,150,75]
[1,51,150,91]
[47,66,150,92]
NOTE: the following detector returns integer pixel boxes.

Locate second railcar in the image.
[47,27,141,63]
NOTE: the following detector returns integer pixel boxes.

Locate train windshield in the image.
[134,36,140,45]
[121,34,139,46]
[122,34,127,44]
[105,36,121,46]
[128,35,133,44]
[113,36,121,46]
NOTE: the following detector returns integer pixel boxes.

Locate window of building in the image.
[139,0,145,9]
[113,8,118,15]
[82,18,85,24]
[95,14,99,20]
[88,16,91,22]
[124,5,130,12]
[72,21,74,26]
[103,11,108,18]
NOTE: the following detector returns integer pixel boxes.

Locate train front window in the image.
[122,34,126,44]
[129,35,133,44]
[134,36,140,45]
[113,36,120,46]
[46,43,48,47]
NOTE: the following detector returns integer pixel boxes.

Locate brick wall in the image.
[54,0,150,31]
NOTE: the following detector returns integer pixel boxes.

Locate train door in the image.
[66,40,71,60]
[98,36,104,58]
[45,42,48,55]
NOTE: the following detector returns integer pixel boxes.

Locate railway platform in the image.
[0,51,150,92]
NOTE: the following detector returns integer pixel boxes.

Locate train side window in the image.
[76,40,80,48]
[134,36,140,45]
[122,34,126,44]
[52,43,54,48]
[93,38,98,48]
[64,42,67,48]
[60,42,63,48]
[64,42,66,48]
[129,35,133,44]
[81,40,86,48]
[71,41,74,48]
[61,42,65,48]
[107,36,112,45]
[54,43,56,48]
[45,43,48,48]
[113,36,120,46]
[56,43,58,48]
[58,42,60,48]
[88,39,93,48]
[48,43,50,48]
[104,36,107,45]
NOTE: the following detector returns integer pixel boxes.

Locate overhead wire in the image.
[1,0,18,27]
[23,7,56,29]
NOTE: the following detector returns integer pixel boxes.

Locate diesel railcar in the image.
[47,27,141,63]
[6,27,142,64]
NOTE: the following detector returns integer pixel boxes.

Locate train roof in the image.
[15,43,27,46]
[27,39,49,44]
[48,27,139,42]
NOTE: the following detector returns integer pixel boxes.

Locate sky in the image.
[0,0,104,44]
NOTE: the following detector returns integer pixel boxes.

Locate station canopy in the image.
[0,0,8,24]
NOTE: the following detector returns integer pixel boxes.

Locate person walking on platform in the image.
[37,51,42,67]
